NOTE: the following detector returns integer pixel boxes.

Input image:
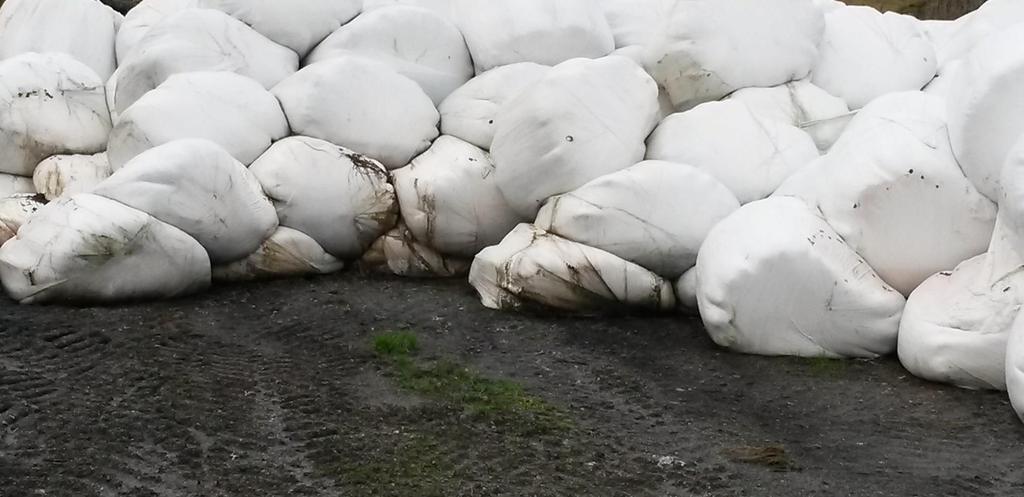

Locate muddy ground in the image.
[1,272,1022,497]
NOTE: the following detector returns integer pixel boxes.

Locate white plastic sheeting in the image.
[535,160,740,279]
[114,8,298,114]
[0,0,121,79]
[696,196,906,358]
[646,100,819,204]
[272,56,439,170]
[33,153,113,201]
[931,0,1024,71]
[946,25,1024,202]
[675,267,699,310]
[598,0,674,50]
[108,71,288,170]
[897,246,1020,391]
[92,139,278,264]
[776,92,997,296]
[0,53,112,177]
[392,136,521,258]
[492,56,659,218]
[249,136,398,259]
[810,6,937,110]
[200,0,362,58]
[213,226,345,282]
[0,174,34,199]
[438,63,550,150]
[359,221,471,278]
[646,0,824,111]
[0,194,211,304]
[452,0,615,74]
[1008,311,1024,423]
[0,193,44,245]
[470,224,676,312]
[727,80,852,151]
[307,6,472,105]
[116,0,199,63]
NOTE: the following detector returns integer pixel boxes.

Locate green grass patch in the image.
[336,432,455,497]
[372,331,572,435]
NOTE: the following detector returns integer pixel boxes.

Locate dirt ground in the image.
[1,272,1023,497]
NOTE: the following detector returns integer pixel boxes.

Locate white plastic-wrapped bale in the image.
[250,136,398,259]
[646,0,824,111]
[106,68,122,125]
[0,0,121,79]
[363,0,453,19]
[108,72,288,170]
[946,24,1024,202]
[598,0,674,50]
[452,0,614,74]
[931,0,1024,71]
[469,224,676,313]
[0,53,112,177]
[696,196,906,358]
[213,226,345,282]
[359,221,470,278]
[646,100,819,204]
[0,193,44,245]
[114,8,298,114]
[92,140,278,264]
[199,0,361,58]
[535,160,740,279]
[492,56,659,218]
[675,267,699,311]
[393,136,521,257]
[33,153,113,201]
[307,5,472,105]
[897,224,1022,391]
[0,194,211,304]
[727,80,852,151]
[438,63,549,151]
[776,92,997,296]
[0,174,34,199]
[1008,310,1024,424]
[116,0,199,64]
[810,6,936,110]
[272,56,439,170]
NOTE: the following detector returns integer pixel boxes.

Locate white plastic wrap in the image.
[0,174,34,199]
[438,63,550,150]
[696,196,906,358]
[535,160,740,279]
[0,0,121,79]
[810,6,937,109]
[108,71,288,170]
[727,80,852,151]
[946,24,1024,202]
[114,8,298,114]
[0,53,112,177]
[212,226,345,282]
[392,136,521,258]
[646,0,824,111]
[491,56,659,218]
[272,56,439,170]
[249,136,398,259]
[646,100,819,204]
[0,193,44,245]
[469,224,676,312]
[92,139,279,264]
[33,153,113,201]
[307,5,472,105]
[359,221,470,278]
[1008,310,1024,424]
[200,0,362,57]
[776,92,997,296]
[0,193,211,304]
[452,0,615,73]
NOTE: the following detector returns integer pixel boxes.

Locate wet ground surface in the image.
[1,272,1022,497]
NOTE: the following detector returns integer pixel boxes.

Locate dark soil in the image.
[1,272,1022,497]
